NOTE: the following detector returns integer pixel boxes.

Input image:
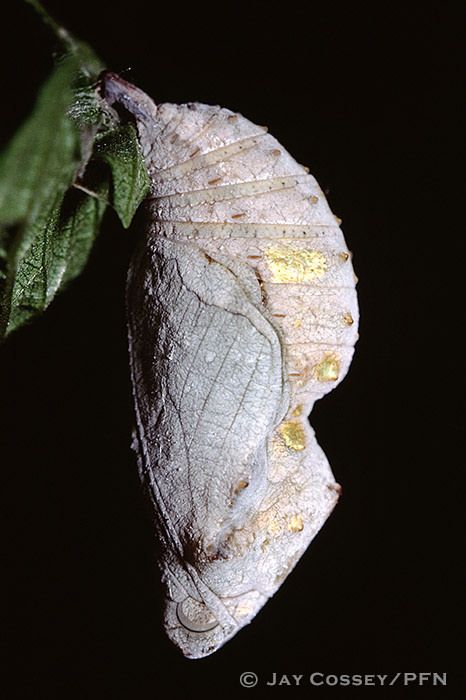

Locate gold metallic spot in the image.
[315,353,340,382]
[288,514,304,532]
[233,479,249,494]
[339,251,350,262]
[343,312,354,325]
[293,318,303,328]
[265,247,327,283]
[277,420,306,451]
[291,404,303,417]
[310,195,319,204]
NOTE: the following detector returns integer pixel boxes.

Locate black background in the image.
[0,1,462,697]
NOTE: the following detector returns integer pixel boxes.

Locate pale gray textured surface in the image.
[104,74,359,658]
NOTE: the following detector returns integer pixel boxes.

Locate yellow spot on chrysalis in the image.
[265,247,327,283]
[293,318,303,328]
[233,479,249,494]
[288,514,304,532]
[339,251,350,262]
[343,312,354,325]
[310,195,319,204]
[277,420,306,451]
[315,353,340,382]
[291,404,303,417]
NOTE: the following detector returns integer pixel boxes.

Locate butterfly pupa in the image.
[101,73,359,659]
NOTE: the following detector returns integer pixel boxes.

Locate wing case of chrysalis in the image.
[101,73,359,659]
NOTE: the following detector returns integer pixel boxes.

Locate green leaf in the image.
[60,181,109,286]
[0,5,151,339]
[95,124,150,229]
[0,58,82,337]
[5,180,109,334]
[0,58,79,228]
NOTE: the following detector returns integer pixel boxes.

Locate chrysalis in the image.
[102,73,359,659]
